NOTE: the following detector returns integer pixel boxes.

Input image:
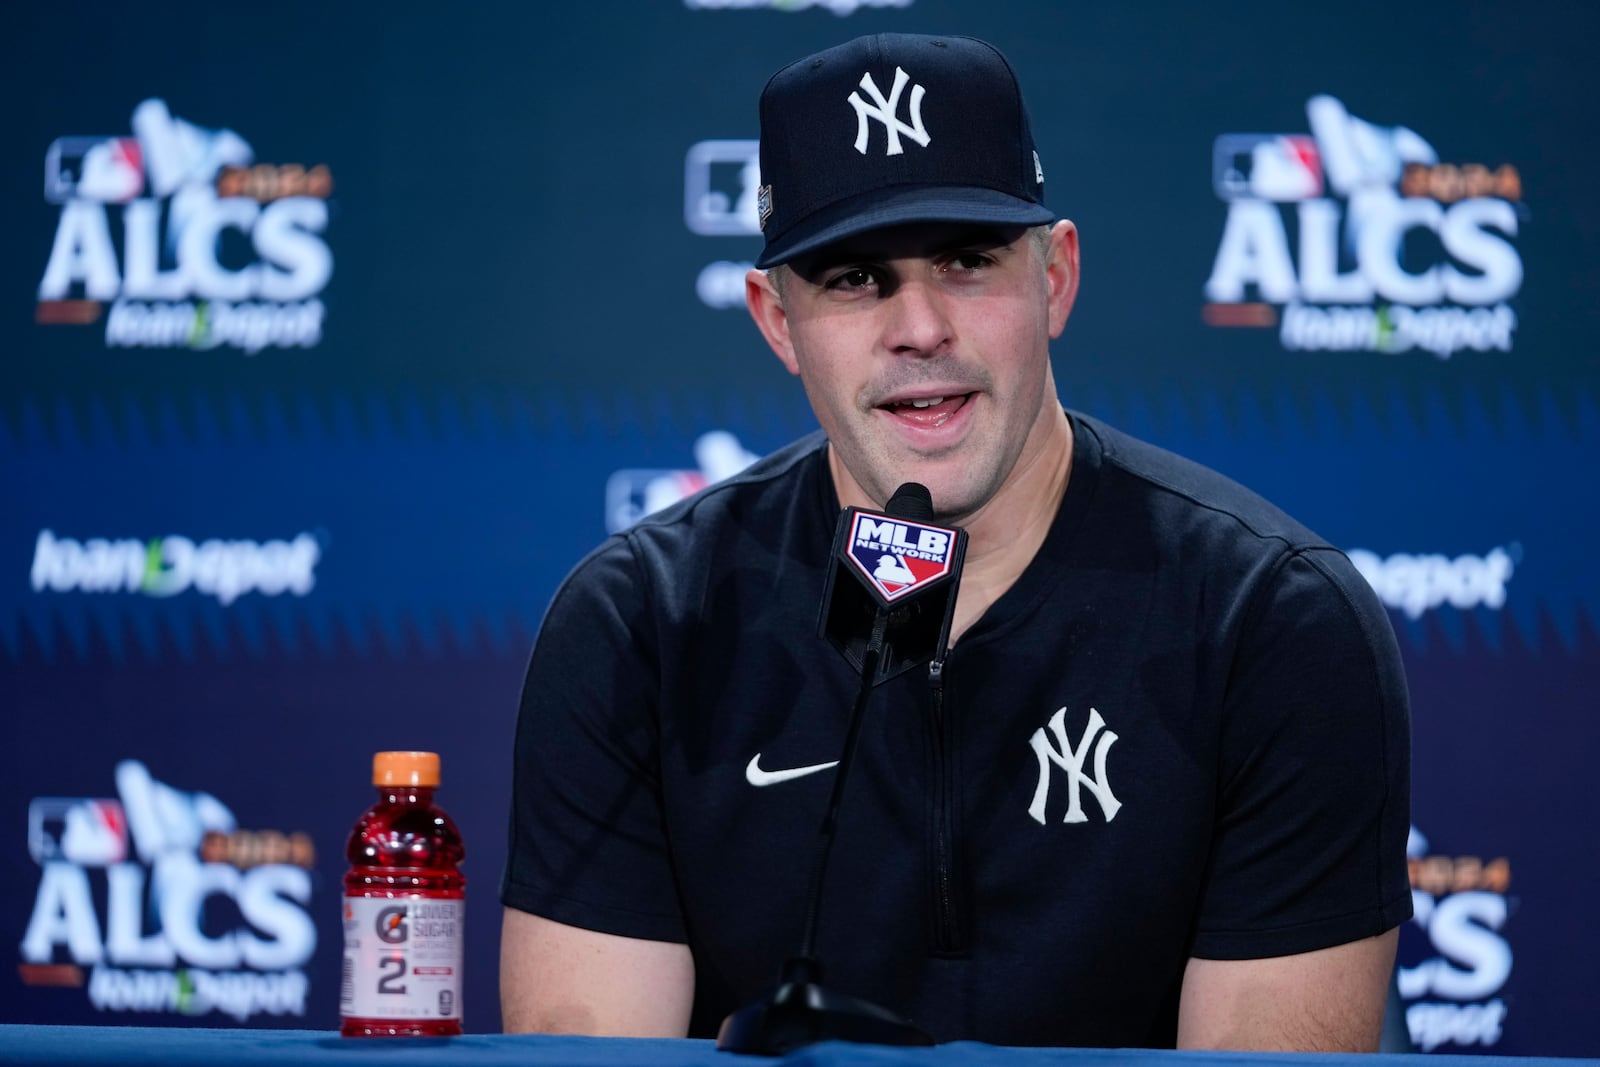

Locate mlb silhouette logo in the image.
[1212,133,1322,202]
[28,798,128,865]
[683,139,762,236]
[44,137,145,204]
[846,513,957,602]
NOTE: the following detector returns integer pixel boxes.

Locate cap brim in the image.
[755,185,1055,269]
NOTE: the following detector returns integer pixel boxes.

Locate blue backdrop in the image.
[3,1,1596,1056]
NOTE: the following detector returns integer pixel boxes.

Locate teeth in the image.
[908,396,946,409]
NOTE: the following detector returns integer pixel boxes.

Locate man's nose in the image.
[881,278,954,356]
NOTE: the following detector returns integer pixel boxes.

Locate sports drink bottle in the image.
[340,751,464,1036]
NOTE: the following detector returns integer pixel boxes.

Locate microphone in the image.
[819,482,967,685]
[716,483,966,1056]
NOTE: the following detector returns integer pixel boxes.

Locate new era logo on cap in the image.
[754,33,1054,268]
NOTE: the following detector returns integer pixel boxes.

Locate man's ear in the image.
[746,268,800,376]
[1045,220,1081,339]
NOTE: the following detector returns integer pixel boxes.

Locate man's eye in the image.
[826,267,878,290]
[945,252,993,273]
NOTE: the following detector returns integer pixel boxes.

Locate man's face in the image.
[749,220,1078,522]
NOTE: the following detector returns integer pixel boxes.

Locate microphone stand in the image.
[716,611,934,1055]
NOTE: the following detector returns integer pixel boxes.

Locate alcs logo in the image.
[1398,827,1514,1052]
[37,98,333,354]
[19,760,318,1022]
[1205,95,1523,359]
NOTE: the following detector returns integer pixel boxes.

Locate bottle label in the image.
[341,895,463,1022]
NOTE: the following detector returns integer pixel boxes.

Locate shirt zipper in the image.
[928,656,967,955]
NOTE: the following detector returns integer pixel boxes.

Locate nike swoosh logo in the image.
[745,754,839,787]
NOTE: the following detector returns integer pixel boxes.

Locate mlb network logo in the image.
[847,513,957,602]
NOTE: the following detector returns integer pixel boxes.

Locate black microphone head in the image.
[884,482,933,522]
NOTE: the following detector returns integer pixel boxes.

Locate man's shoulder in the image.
[543,431,831,639]
[1066,412,1391,641]
[1073,411,1329,552]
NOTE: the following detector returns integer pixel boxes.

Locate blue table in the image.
[0,1027,1588,1067]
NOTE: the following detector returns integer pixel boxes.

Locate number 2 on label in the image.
[377,955,407,995]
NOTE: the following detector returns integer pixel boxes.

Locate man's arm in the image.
[500,538,695,1035]
[1176,929,1398,1051]
[499,908,694,1036]
[1179,543,1410,1051]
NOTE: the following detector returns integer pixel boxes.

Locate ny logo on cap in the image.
[848,67,930,157]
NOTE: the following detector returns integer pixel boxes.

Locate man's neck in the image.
[944,406,1074,643]
[826,405,1075,645]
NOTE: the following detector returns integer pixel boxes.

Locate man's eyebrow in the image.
[788,250,866,280]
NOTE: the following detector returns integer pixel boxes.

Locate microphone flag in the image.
[818,483,967,684]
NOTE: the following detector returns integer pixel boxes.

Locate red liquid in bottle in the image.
[340,751,465,1037]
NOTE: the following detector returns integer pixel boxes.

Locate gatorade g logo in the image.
[374,905,408,944]
[847,513,957,602]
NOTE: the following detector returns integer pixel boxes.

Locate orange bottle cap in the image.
[372,751,440,787]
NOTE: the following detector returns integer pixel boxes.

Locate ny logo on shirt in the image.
[848,67,930,157]
[1028,706,1122,825]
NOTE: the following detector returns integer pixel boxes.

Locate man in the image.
[501,33,1410,1050]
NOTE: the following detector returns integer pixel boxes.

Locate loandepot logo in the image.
[36,98,333,353]
[19,760,318,1022]
[1346,546,1516,619]
[30,529,322,605]
[1205,95,1524,359]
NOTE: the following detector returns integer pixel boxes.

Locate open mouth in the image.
[881,393,972,428]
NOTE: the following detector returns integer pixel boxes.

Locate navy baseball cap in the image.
[753,33,1054,269]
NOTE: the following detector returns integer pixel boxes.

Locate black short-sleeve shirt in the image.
[502,411,1412,1046]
